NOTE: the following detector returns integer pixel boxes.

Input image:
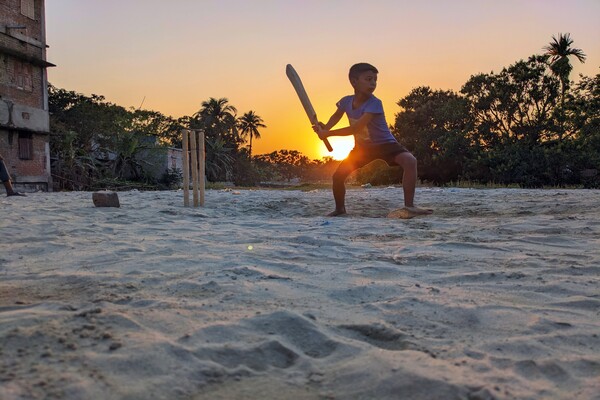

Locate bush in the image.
[355,160,401,185]
[160,167,183,189]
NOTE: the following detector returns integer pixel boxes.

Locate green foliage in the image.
[232,150,262,186]
[302,157,340,183]
[569,74,600,174]
[49,89,269,189]
[204,136,235,182]
[393,87,472,184]
[386,39,598,188]
[187,98,266,183]
[461,55,561,144]
[544,33,587,99]
[160,167,183,189]
[130,109,182,147]
[253,150,311,181]
[48,84,175,190]
[190,97,241,148]
[238,111,266,159]
[355,160,400,185]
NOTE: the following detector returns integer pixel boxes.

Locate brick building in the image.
[0,0,53,192]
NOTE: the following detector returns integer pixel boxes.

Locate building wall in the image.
[0,0,43,39]
[0,128,49,183]
[0,0,52,192]
[1,53,45,109]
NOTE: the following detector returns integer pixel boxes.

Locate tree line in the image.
[391,33,598,188]
[49,33,599,190]
[49,86,341,190]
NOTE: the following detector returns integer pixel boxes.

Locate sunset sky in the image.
[45,0,600,160]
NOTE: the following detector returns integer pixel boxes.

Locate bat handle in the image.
[314,119,333,152]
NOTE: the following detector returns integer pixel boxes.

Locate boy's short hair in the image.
[349,63,378,81]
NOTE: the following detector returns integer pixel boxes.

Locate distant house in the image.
[135,136,183,183]
[0,0,54,192]
[93,135,183,183]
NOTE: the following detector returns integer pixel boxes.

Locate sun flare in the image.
[321,136,355,160]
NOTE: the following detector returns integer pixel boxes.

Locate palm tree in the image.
[204,136,235,182]
[190,98,239,181]
[192,97,238,141]
[543,34,586,185]
[238,111,266,159]
[543,33,587,103]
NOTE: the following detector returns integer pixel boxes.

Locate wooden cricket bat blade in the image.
[286,64,333,152]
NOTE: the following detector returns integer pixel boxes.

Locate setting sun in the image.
[322,136,355,160]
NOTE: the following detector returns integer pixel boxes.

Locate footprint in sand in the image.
[336,323,416,351]
[387,207,433,219]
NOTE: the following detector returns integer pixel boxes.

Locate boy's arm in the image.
[322,108,345,130]
[317,112,375,139]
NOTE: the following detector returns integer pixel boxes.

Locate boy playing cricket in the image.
[314,63,432,218]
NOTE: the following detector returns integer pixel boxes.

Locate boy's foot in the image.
[387,206,432,219]
[327,209,347,217]
[7,192,26,197]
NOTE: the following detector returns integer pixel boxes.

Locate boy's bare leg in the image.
[394,152,432,216]
[329,161,355,216]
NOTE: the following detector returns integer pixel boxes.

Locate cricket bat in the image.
[286,64,333,152]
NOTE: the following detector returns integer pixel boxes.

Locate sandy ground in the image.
[1,187,599,400]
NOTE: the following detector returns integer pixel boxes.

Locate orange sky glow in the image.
[46,0,600,160]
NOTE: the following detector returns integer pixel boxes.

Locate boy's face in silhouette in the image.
[352,71,378,96]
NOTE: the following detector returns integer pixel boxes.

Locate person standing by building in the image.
[0,155,26,196]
